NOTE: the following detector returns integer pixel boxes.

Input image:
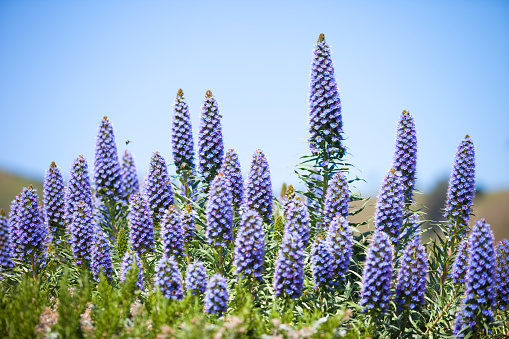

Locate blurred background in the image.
[1,1,508,239]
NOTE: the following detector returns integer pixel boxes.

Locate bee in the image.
[126,140,131,145]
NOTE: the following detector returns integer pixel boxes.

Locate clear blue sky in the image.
[1,0,508,196]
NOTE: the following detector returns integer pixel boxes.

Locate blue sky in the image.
[1,0,508,196]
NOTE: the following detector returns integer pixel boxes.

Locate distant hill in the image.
[0,169,43,212]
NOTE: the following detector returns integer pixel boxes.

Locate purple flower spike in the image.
[145,152,174,222]
[8,197,20,258]
[322,172,349,231]
[244,149,273,223]
[205,173,233,248]
[444,135,475,236]
[451,239,470,285]
[392,111,417,205]
[395,238,427,310]
[120,250,144,290]
[311,235,334,289]
[91,225,113,280]
[154,255,184,300]
[186,261,207,294]
[273,232,305,299]
[374,169,404,245]
[64,155,93,226]
[181,204,195,244]
[234,210,265,279]
[204,273,229,316]
[360,231,394,314]
[495,239,509,309]
[94,117,125,202]
[172,89,195,173]
[128,192,154,256]
[198,90,224,183]
[43,162,66,238]
[160,205,184,258]
[69,201,94,267]
[284,199,310,246]
[453,219,496,337]
[121,150,139,198]
[308,33,343,155]
[326,215,352,280]
[222,149,244,209]
[0,210,13,270]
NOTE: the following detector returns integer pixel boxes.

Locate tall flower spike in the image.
[121,150,139,198]
[308,33,343,155]
[453,219,496,337]
[120,250,144,290]
[221,149,243,209]
[451,239,470,285]
[495,239,509,309]
[160,206,184,258]
[0,210,13,270]
[322,172,349,230]
[94,117,125,202]
[395,237,427,310]
[43,162,66,239]
[181,204,195,244]
[204,273,229,316]
[186,261,207,294]
[64,155,93,226]
[145,152,174,222]
[91,225,113,281]
[373,169,404,244]
[205,173,233,248]
[273,232,305,299]
[154,255,184,300]
[244,149,273,223]
[172,89,195,173]
[282,185,296,216]
[326,215,352,280]
[8,197,20,258]
[311,235,334,289]
[284,198,310,245]
[360,231,394,314]
[128,193,154,255]
[69,201,94,267]
[234,210,265,279]
[16,186,48,263]
[198,90,224,183]
[392,111,417,205]
[444,135,475,236]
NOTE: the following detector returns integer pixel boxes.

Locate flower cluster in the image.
[128,193,154,255]
[16,186,47,263]
[91,226,113,280]
[172,89,195,173]
[160,205,184,258]
[322,172,349,230]
[8,197,20,257]
[451,239,470,285]
[234,210,265,279]
[373,169,404,244]
[154,255,184,300]
[204,274,229,316]
[244,149,273,222]
[116,226,129,261]
[444,136,475,236]
[311,235,334,289]
[221,149,243,209]
[181,204,195,244]
[395,238,427,310]
[453,219,496,337]
[274,232,305,299]
[186,261,207,294]
[145,152,174,222]
[0,210,13,270]
[205,173,233,248]
[392,110,417,204]
[284,199,310,245]
[326,215,352,280]
[69,201,94,266]
[360,231,394,314]
[43,162,66,238]
[64,155,93,226]
[120,250,144,290]
[94,117,125,202]
[495,239,509,309]
[282,184,296,216]
[121,150,139,198]
[198,90,224,183]
[308,33,343,155]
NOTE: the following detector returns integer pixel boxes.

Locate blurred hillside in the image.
[0,169,43,212]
